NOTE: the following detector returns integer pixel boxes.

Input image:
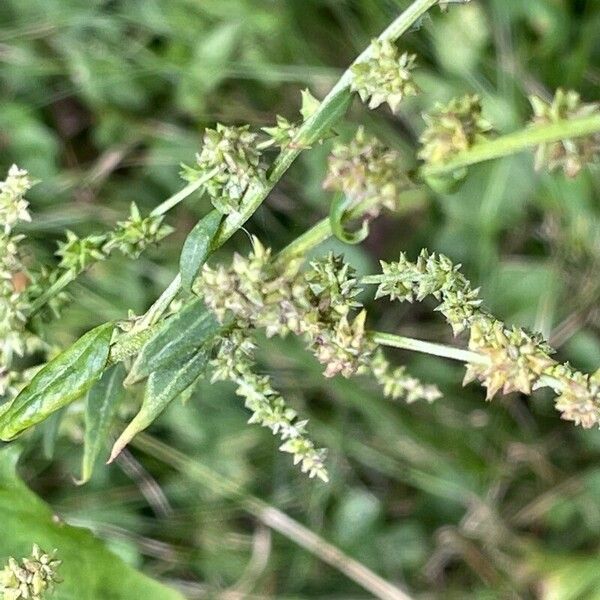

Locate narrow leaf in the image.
[110,347,208,462]
[180,210,223,290]
[41,410,63,459]
[0,322,114,441]
[80,363,126,484]
[126,298,220,384]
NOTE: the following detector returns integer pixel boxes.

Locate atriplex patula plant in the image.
[1,0,600,490]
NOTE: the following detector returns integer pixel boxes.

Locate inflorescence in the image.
[529,88,600,177]
[0,545,61,600]
[351,39,419,113]
[418,94,494,165]
[364,249,600,429]
[199,240,439,480]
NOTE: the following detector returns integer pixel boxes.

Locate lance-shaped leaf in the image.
[0,322,114,441]
[126,298,220,385]
[80,363,126,484]
[110,347,209,462]
[180,210,223,291]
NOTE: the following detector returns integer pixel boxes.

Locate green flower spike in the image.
[351,39,419,113]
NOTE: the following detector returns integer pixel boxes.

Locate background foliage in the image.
[1,0,600,597]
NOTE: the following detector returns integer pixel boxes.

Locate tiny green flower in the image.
[547,365,600,429]
[183,124,265,214]
[0,545,61,600]
[0,165,34,234]
[351,39,418,112]
[529,88,600,177]
[103,203,172,258]
[464,321,555,399]
[323,127,411,212]
[56,230,107,274]
[418,94,493,165]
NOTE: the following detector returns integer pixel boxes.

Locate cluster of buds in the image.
[529,88,600,177]
[0,545,61,600]
[370,349,441,403]
[201,242,439,478]
[367,249,600,429]
[103,203,172,258]
[210,329,329,481]
[0,166,35,368]
[418,94,493,165]
[55,203,171,274]
[367,249,483,335]
[323,127,412,212]
[201,240,373,378]
[351,39,418,113]
[261,89,322,151]
[464,320,555,399]
[182,124,265,214]
[546,365,600,429]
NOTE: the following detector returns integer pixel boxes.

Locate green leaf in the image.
[0,323,114,441]
[0,446,184,600]
[41,410,63,460]
[80,364,126,484]
[180,210,223,290]
[329,192,370,245]
[298,91,352,148]
[110,347,209,461]
[126,299,220,385]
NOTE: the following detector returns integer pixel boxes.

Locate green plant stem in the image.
[275,189,427,265]
[372,331,569,397]
[149,167,219,217]
[133,274,182,331]
[132,432,414,600]
[27,171,214,318]
[177,0,442,271]
[372,330,487,364]
[27,270,74,316]
[420,113,600,177]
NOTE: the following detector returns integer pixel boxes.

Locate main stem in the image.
[420,113,600,178]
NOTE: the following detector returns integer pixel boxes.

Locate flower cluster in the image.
[464,321,555,399]
[0,166,35,367]
[200,239,373,378]
[210,329,329,481]
[0,545,61,600]
[371,349,441,403]
[55,204,171,275]
[548,366,600,429]
[103,203,173,258]
[367,249,483,335]
[529,88,600,177]
[200,241,438,477]
[261,89,322,151]
[365,249,600,428]
[418,94,493,165]
[351,39,418,112]
[182,124,266,214]
[323,127,412,212]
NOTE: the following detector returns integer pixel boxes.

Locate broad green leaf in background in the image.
[110,347,210,461]
[80,364,126,484]
[179,210,224,291]
[0,446,184,600]
[0,323,115,441]
[126,299,220,384]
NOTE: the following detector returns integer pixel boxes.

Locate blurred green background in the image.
[2,0,600,598]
